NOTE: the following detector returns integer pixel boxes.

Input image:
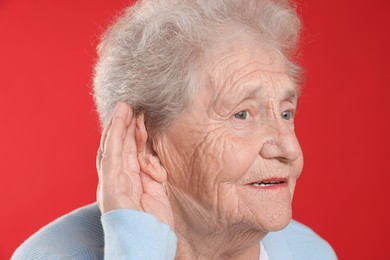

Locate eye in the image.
[234,111,248,120]
[281,111,293,120]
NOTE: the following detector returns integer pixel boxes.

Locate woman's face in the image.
[154,35,303,233]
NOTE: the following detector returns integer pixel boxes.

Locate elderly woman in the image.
[13,0,337,259]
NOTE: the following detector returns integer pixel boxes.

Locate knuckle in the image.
[97,147,104,155]
[101,153,121,165]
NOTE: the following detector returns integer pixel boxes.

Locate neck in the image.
[168,188,266,260]
[174,225,263,260]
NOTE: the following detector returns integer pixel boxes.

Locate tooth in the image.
[252,183,272,187]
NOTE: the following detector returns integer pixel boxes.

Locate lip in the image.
[246,177,288,190]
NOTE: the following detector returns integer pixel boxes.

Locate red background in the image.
[1,0,389,259]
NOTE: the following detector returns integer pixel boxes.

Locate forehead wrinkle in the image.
[202,44,296,117]
[209,61,273,116]
[215,70,295,117]
[210,49,251,71]
[203,55,246,117]
[208,47,276,90]
[217,69,264,111]
[261,72,298,100]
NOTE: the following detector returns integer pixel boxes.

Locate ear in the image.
[135,113,167,183]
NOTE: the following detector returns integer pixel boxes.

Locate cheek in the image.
[292,155,304,181]
[190,130,260,189]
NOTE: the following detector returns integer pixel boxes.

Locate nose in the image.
[260,124,302,164]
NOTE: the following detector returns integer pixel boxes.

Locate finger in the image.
[122,111,140,174]
[135,113,150,174]
[97,114,113,175]
[96,149,102,177]
[99,115,113,154]
[135,113,147,158]
[135,114,167,182]
[98,102,132,174]
[104,102,132,157]
[96,180,101,209]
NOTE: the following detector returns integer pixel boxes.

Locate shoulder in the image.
[262,219,337,260]
[12,203,104,260]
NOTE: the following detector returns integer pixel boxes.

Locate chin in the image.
[236,184,294,233]
[256,208,292,232]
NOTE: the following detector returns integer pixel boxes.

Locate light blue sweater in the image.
[12,203,337,259]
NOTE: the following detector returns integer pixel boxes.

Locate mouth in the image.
[247,178,288,189]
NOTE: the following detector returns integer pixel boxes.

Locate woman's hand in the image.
[96,102,174,229]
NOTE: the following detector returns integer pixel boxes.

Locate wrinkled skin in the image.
[97,34,303,259]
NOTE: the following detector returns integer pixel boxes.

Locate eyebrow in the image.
[239,85,299,103]
[283,89,299,103]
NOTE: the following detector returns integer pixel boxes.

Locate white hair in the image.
[93,0,302,135]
